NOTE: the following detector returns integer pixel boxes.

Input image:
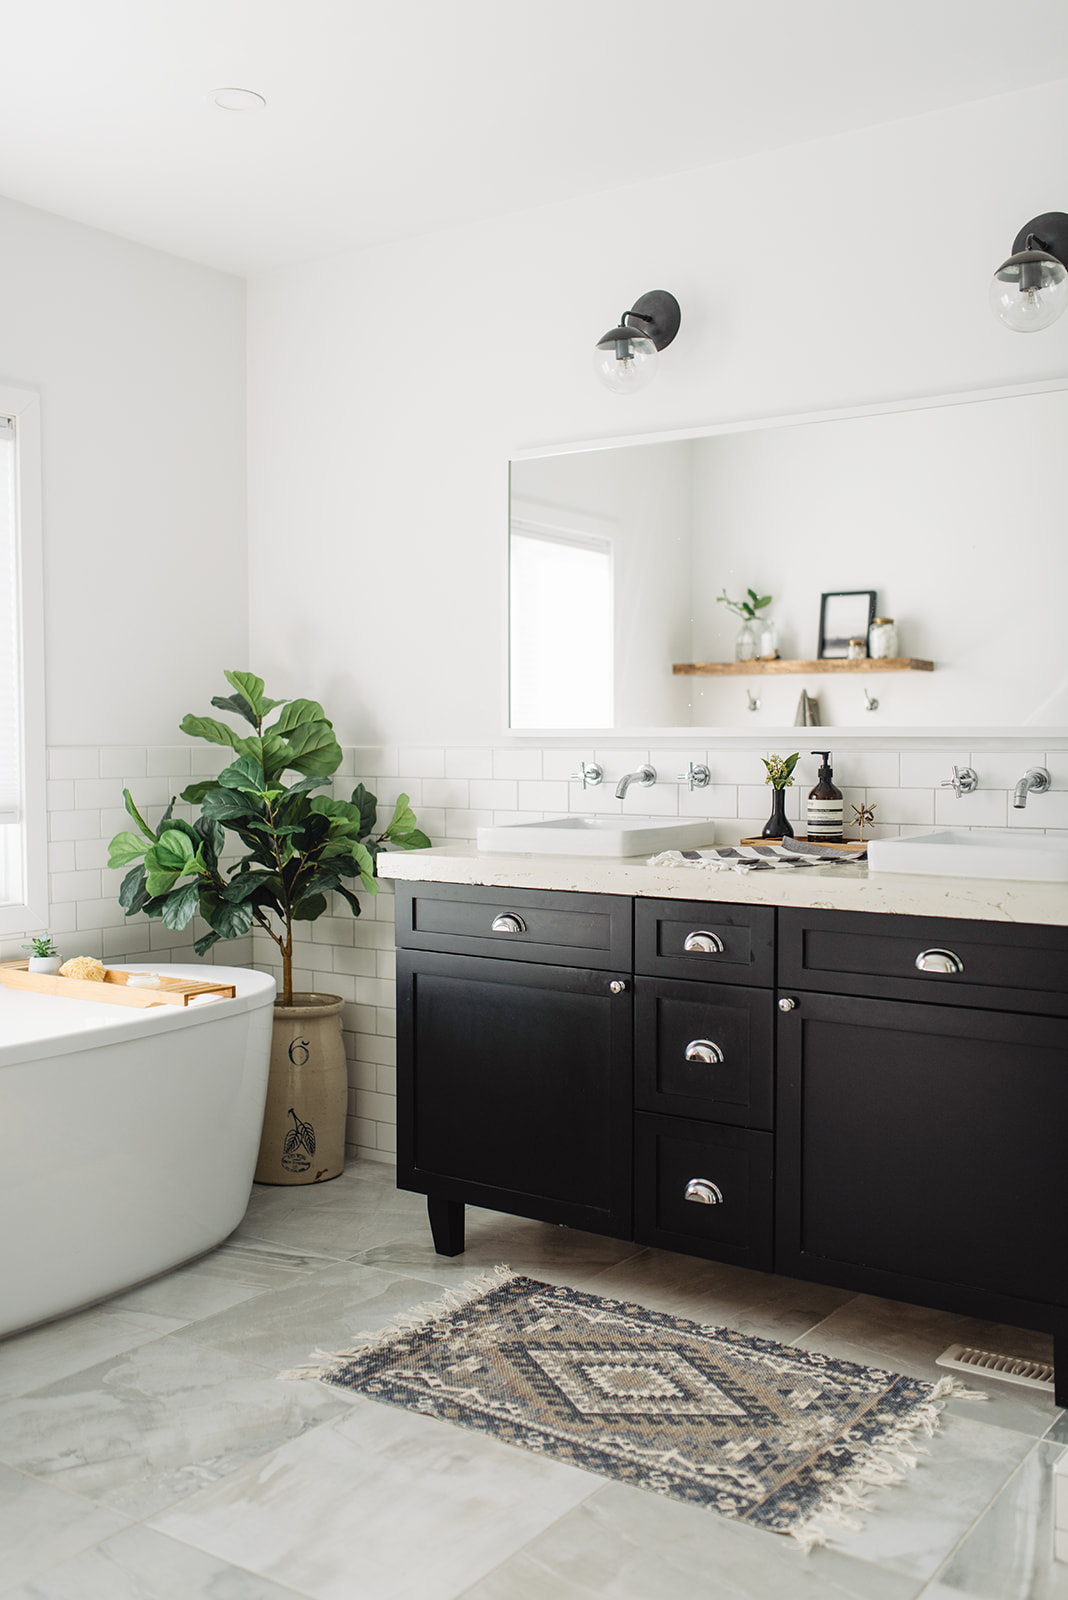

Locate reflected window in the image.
[510,503,614,729]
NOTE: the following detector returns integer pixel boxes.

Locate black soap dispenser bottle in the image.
[807,751,844,842]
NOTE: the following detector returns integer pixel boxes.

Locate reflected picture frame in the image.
[817,590,876,659]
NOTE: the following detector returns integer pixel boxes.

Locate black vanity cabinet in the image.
[395,880,1068,1400]
[395,882,634,1254]
[775,907,1068,1332]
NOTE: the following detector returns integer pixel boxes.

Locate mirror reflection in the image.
[509,385,1068,730]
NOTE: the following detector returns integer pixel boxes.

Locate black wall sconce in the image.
[594,290,681,393]
[990,212,1068,332]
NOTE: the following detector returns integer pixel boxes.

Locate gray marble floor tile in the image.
[169,1260,472,1372]
[0,1464,130,1598]
[0,1307,184,1402]
[0,1335,347,1520]
[815,1414,1034,1582]
[107,1238,352,1323]
[0,1524,309,1599]
[795,1294,1061,1438]
[455,1480,925,1600]
[917,1586,986,1600]
[235,1166,425,1257]
[151,1394,599,1600]
[349,1225,644,1289]
[935,1438,1068,1599]
[574,1247,856,1341]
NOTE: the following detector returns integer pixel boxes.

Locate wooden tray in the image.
[740,836,868,854]
[0,961,236,1009]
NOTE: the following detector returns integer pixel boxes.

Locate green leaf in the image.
[119,864,149,914]
[202,786,260,824]
[194,815,225,865]
[108,831,148,869]
[179,713,248,752]
[383,792,424,841]
[259,731,292,781]
[145,861,183,898]
[271,697,325,735]
[396,828,432,851]
[123,788,157,842]
[193,929,221,957]
[211,692,259,729]
[283,773,332,800]
[350,782,378,838]
[181,779,221,804]
[291,892,328,921]
[221,871,281,903]
[218,754,267,793]
[223,671,267,717]
[161,881,202,930]
[279,718,342,777]
[199,889,254,940]
[335,883,365,916]
[155,828,198,870]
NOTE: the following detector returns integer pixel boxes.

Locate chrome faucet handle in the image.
[569,761,603,789]
[940,765,978,798]
[675,762,710,791]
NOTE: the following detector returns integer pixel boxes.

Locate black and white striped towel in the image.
[648,841,866,872]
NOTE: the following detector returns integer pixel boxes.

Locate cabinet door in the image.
[397,949,633,1237]
[634,1113,773,1270]
[776,991,1068,1309]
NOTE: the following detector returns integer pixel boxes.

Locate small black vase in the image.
[761,787,794,840]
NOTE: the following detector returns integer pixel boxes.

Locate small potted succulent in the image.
[22,934,62,974]
[108,672,430,1185]
[760,751,798,840]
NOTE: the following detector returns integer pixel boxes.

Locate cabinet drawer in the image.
[394,881,632,971]
[635,978,773,1129]
[780,907,1068,1017]
[635,898,774,987]
[633,1113,773,1270]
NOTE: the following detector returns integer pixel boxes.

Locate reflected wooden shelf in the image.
[672,657,934,676]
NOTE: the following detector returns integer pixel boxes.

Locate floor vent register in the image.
[936,1343,1054,1392]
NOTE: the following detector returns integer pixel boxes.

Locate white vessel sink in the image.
[476,817,716,858]
[867,829,1068,882]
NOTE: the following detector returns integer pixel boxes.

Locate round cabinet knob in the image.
[778,997,798,1012]
[490,913,526,935]
[684,1038,724,1065]
[915,948,964,975]
[609,979,627,995]
[684,1178,723,1205]
[683,930,725,955]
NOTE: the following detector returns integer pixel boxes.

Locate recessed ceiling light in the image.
[210,87,266,113]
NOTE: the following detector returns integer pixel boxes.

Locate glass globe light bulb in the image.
[990,249,1068,332]
[593,329,658,394]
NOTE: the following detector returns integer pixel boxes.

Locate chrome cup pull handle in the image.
[491,913,527,935]
[684,1038,724,1065]
[683,930,725,955]
[684,1178,723,1205]
[915,948,964,974]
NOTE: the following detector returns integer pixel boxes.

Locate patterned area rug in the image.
[292,1268,971,1549]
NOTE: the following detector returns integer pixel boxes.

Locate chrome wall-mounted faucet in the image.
[569,761,603,790]
[941,765,978,798]
[675,762,710,791]
[615,764,656,799]
[1013,767,1051,808]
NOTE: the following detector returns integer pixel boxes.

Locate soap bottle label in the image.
[806,798,844,839]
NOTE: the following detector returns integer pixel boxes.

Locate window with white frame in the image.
[510,500,615,729]
[0,386,46,935]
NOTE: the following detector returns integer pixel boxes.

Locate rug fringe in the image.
[278,1264,518,1382]
[789,1376,984,1552]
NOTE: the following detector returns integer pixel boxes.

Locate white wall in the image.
[247,78,1068,747]
[0,193,247,746]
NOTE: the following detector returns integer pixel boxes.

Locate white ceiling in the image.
[2,0,1068,277]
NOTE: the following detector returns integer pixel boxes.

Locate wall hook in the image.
[863,688,879,712]
[746,690,761,712]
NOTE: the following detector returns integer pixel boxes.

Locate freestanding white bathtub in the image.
[1,963,276,1337]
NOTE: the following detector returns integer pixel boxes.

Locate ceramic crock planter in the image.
[255,993,348,1184]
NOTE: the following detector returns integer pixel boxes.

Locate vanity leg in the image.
[1056,1317,1068,1410]
[428,1195,465,1256]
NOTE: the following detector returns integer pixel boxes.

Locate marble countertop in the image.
[377,843,1068,926]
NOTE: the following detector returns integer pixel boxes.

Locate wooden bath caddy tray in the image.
[0,961,236,1009]
[740,836,868,854]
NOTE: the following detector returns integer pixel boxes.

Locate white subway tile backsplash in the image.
[934,788,1008,828]
[899,750,973,789]
[49,747,99,781]
[47,780,75,811]
[864,787,935,826]
[99,746,146,778]
[147,745,191,776]
[975,752,1048,790]
[332,946,378,978]
[469,779,518,809]
[354,745,400,777]
[517,779,570,810]
[50,810,101,842]
[493,748,542,780]
[1008,791,1068,829]
[678,784,737,819]
[445,747,494,779]
[48,840,77,874]
[51,868,102,902]
[398,746,445,778]
[421,778,470,809]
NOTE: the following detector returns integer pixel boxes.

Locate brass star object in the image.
[850,801,877,841]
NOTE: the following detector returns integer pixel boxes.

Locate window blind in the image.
[0,417,20,822]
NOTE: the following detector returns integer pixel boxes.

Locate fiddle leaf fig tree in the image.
[108,671,430,1005]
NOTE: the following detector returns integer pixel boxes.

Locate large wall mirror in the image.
[509,382,1067,733]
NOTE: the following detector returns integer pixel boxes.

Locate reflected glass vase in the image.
[761,787,794,840]
[735,620,759,661]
